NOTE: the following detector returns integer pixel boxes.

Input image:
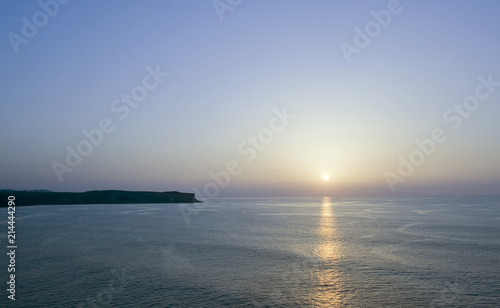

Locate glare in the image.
[323,174,330,181]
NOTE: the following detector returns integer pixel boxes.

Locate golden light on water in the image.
[310,196,349,307]
[316,197,339,262]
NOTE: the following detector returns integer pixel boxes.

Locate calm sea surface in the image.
[2,197,500,307]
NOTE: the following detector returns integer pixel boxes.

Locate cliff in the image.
[0,190,200,206]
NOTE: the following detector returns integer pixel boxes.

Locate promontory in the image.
[0,190,200,206]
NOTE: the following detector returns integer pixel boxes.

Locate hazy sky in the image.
[1,0,499,197]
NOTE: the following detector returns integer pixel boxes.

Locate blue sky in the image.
[1,0,500,197]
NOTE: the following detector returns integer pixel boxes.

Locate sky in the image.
[1,0,500,197]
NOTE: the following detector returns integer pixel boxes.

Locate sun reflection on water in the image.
[310,196,349,307]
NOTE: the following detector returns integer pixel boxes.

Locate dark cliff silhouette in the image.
[0,190,200,206]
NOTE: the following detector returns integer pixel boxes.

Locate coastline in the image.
[0,190,200,206]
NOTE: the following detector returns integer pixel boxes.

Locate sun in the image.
[322,174,330,181]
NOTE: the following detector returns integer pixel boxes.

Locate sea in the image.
[2,197,500,307]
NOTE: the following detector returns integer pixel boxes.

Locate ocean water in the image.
[2,197,500,307]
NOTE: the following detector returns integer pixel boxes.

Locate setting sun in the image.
[323,174,330,181]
